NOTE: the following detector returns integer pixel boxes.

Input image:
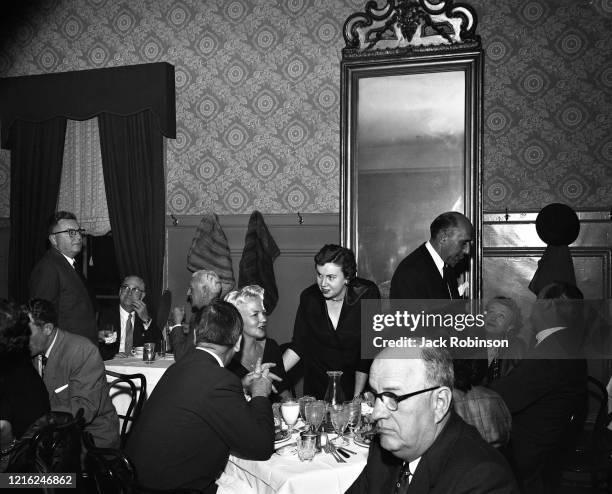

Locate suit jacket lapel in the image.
[408,412,462,493]
[420,244,448,297]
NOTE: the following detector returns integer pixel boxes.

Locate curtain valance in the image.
[0,62,176,149]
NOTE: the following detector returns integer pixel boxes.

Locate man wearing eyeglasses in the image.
[98,275,161,360]
[29,211,97,343]
[346,346,518,494]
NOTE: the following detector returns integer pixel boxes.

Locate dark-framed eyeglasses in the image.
[373,385,441,411]
[51,228,86,238]
[120,285,144,297]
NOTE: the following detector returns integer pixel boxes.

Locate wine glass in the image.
[329,404,350,446]
[280,399,300,436]
[345,400,361,437]
[305,400,326,433]
[298,396,316,428]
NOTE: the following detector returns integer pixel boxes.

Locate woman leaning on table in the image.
[282,244,381,400]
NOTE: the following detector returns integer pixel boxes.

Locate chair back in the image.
[7,409,85,481]
[586,376,609,450]
[83,431,135,494]
[106,370,147,447]
[156,289,172,330]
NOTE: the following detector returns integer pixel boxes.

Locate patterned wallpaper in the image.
[0,0,611,217]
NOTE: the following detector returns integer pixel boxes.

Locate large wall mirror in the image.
[340,0,483,299]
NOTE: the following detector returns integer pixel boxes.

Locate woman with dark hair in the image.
[484,296,527,382]
[282,244,380,399]
[0,300,50,469]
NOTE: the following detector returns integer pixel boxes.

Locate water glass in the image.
[304,400,326,432]
[329,404,350,446]
[297,435,317,462]
[143,342,156,363]
[346,400,362,437]
[298,396,316,426]
[281,399,300,435]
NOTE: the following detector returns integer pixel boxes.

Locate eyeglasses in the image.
[51,228,86,238]
[120,285,144,297]
[372,385,441,411]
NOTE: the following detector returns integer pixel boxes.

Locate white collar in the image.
[60,252,75,268]
[407,457,421,481]
[45,330,59,359]
[535,326,565,346]
[119,306,134,318]
[425,241,445,278]
[196,347,224,367]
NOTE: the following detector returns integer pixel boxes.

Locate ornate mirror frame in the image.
[340,0,483,299]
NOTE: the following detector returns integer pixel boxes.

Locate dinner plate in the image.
[274,430,291,444]
[353,435,372,448]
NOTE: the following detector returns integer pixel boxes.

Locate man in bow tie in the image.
[27,298,119,449]
[98,275,161,360]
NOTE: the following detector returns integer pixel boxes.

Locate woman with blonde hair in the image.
[225,285,291,400]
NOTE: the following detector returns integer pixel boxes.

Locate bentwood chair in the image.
[6,409,85,493]
[82,432,204,494]
[106,371,147,448]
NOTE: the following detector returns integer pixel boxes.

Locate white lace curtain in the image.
[57,118,110,236]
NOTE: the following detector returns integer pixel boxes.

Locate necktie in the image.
[443,264,454,299]
[37,355,48,377]
[394,461,412,494]
[124,313,134,354]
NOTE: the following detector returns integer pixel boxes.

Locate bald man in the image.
[346,346,518,494]
[98,275,161,360]
[390,212,473,300]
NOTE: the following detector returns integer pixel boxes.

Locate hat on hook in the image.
[535,203,580,246]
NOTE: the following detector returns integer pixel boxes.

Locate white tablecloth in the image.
[219,436,368,494]
[104,356,174,430]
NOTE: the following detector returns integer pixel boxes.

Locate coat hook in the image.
[504,208,509,222]
[297,212,304,225]
[170,214,179,226]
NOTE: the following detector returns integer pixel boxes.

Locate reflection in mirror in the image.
[340,0,483,298]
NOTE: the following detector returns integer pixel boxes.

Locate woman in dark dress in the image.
[282,244,380,399]
[0,300,50,470]
[225,285,291,400]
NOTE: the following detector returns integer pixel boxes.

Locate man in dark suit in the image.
[390,211,473,300]
[29,211,97,343]
[126,300,274,493]
[27,299,120,449]
[169,269,222,361]
[490,282,588,493]
[98,275,161,360]
[346,345,518,494]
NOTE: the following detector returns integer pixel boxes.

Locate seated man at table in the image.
[27,299,120,449]
[169,269,222,362]
[98,275,161,360]
[126,300,274,493]
[346,345,518,494]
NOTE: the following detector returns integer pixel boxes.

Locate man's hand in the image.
[243,359,282,397]
[133,300,151,324]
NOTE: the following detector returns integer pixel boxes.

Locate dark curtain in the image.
[98,110,165,316]
[8,117,67,302]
